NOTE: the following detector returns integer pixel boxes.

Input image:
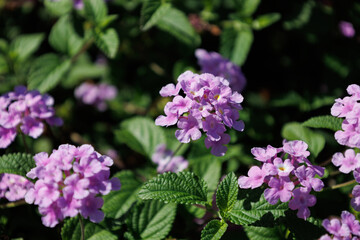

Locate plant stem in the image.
[172,143,184,157]
[20,132,30,154]
[325,179,357,191]
[71,37,94,64]
[0,199,26,209]
[79,215,85,240]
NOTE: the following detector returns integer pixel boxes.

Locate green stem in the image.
[171,143,184,157]
[0,199,26,209]
[71,37,94,64]
[324,179,357,191]
[79,215,85,240]
[20,131,30,154]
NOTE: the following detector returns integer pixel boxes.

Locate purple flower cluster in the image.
[0,86,63,149]
[151,144,188,173]
[331,84,360,148]
[0,173,34,201]
[320,211,360,240]
[155,70,244,156]
[339,21,355,38]
[25,144,121,227]
[74,82,117,111]
[238,140,325,220]
[195,49,246,93]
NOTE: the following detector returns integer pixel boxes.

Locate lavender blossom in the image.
[0,173,34,201]
[320,211,360,239]
[151,144,188,173]
[156,70,244,156]
[25,144,121,228]
[0,86,63,149]
[339,21,355,38]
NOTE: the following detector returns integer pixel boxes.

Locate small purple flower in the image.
[294,165,324,192]
[151,144,188,173]
[25,144,121,227]
[75,82,117,111]
[238,166,267,189]
[332,149,360,174]
[195,49,246,92]
[264,177,294,204]
[0,173,34,201]
[341,211,360,236]
[156,70,244,156]
[0,86,63,148]
[320,211,360,239]
[339,21,355,38]
[251,145,279,162]
[283,140,310,158]
[288,188,316,220]
[351,185,360,211]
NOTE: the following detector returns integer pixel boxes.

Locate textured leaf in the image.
[44,0,72,17]
[244,226,283,240]
[281,122,325,158]
[201,219,228,240]
[140,0,169,30]
[228,189,288,226]
[156,7,200,46]
[115,116,166,158]
[9,33,44,62]
[28,54,71,93]
[49,15,83,56]
[94,28,119,59]
[302,115,343,132]
[0,153,35,177]
[61,216,117,240]
[237,0,261,16]
[216,172,238,218]
[138,171,208,205]
[102,171,142,218]
[84,0,108,25]
[252,13,281,30]
[142,3,171,31]
[127,200,177,240]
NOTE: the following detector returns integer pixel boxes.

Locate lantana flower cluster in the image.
[0,173,34,201]
[25,144,121,227]
[320,211,360,240]
[195,49,246,93]
[156,70,244,156]
[238,140,325,219]
[331,84,360,148]
[151,144,188,173]
[74,82,117,111]
[0,86,63,149]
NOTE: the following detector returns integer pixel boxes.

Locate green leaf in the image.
[156,7,201,46]
[28,54,71,93]
[44,0,72,17]
[243,226,284,240]
[115,116,166,158]
[61,216,117,240]
[228,189,288,226]
[201,220,228,240]
[9,33,44,63]
[126,200,177,240]
[237,0,261,17]
[49,15,83,56]
[138,171,208,205]
[220,27,253,66]
[216,172,238,218]
[93,28,119,59]
[252,13,281,30]
[141,2,171,31]
[302,115,343,132]
[84,0,108,25]
[281,122,326,158]
[102,171,143,219]
[0,153,35,177]
[0,55,8,74]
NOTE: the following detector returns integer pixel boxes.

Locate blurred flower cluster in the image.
[25,144,121,227]
[0,173,33,201]
[151,144,188,173]
[320,211,360,239]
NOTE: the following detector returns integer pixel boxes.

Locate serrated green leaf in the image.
[49,15,83,56]
[156,7,200,46]
[93,28,119,59]
[115,116,166,158]
[201,219,228,240]
[28,54,71,93]
[228,189,288,226]
[99,15,118,29]
[9,33,44,63]
[0,153,35,177]
[302,115,343,132]
[216,172,238,218]
[252,13,281,30]
[281,122,325,158]
[243,226,283,240]
[84,0,108,25]
[237,0,261,17]
[61,216,117,240]
[142,3,171,31]
[44,0,72,17]
[139,171,208,205]
[102,171,142,219]
[127,200,177,240]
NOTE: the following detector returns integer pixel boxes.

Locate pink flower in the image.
[288,188,316,220]
[238,166,267,189]
[339,21,355,38]
[264,177,294,204]
[332,149,360,174]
